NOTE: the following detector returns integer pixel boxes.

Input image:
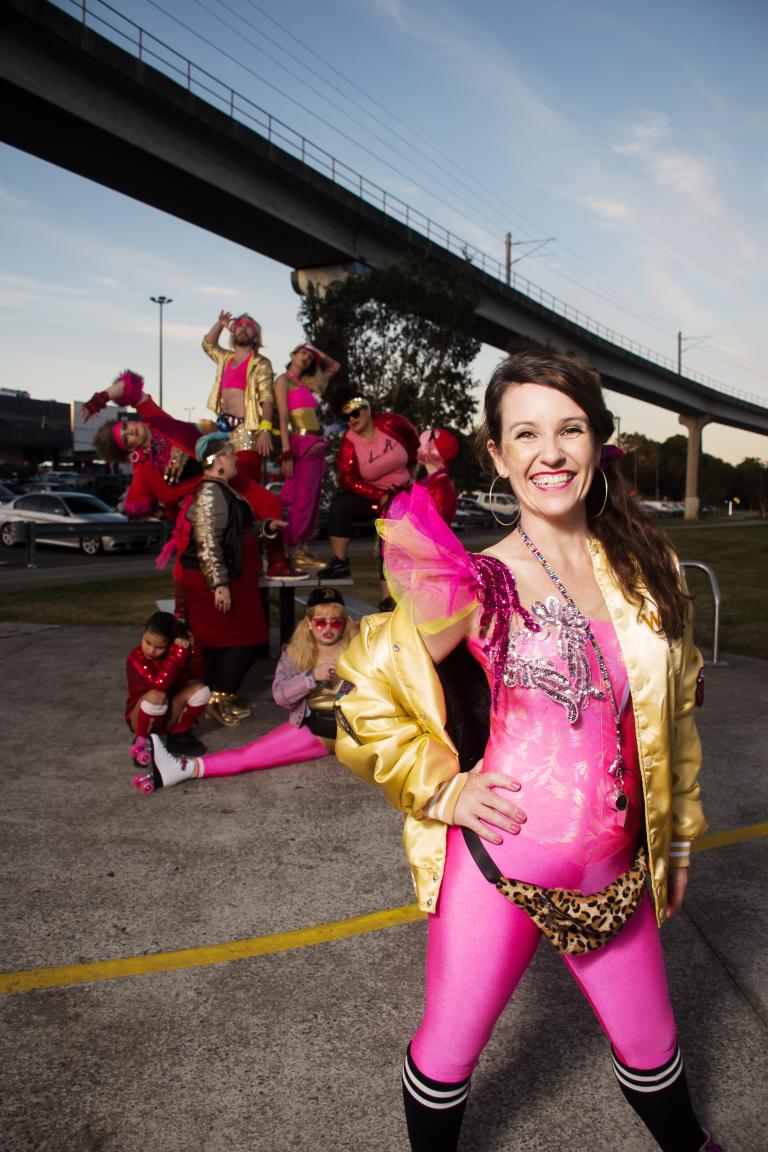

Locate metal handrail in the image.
[54,0,768,411]
[680,562,723,665]
[2,518,162,567]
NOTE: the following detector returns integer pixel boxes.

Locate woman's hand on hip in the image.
[453,761,526,844]
[666,868,688,918]
[214,585,231,613]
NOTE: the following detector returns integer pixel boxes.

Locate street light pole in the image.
[150,295,173,408]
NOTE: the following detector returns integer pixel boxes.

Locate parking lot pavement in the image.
[1,624,766,1151]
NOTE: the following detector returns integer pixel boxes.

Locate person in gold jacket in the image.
[203,311,275,458]
[335,353,722,1152]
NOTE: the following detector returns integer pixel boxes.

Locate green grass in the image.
[0,575,177,627]
[1,523,765,658]
[663,522,768,660]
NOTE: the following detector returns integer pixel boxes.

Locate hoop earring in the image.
[592,468,609,518]
[489,475,520,528]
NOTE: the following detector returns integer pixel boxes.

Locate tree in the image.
[298,256,481,430]
[735,457,768,515]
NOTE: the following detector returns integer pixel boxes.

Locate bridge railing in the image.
[59,0,767,411]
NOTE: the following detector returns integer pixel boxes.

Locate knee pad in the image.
[188,686,212,708]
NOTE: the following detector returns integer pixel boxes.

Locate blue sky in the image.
[1,0,767,465]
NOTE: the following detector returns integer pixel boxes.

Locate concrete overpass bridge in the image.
[2,0,767,516]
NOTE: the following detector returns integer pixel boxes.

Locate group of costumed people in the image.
[80,309,461,766]
[87,329,723,1151]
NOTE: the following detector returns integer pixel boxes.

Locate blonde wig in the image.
[286,604,358,673]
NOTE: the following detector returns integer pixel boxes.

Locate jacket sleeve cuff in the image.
[422,773,468,825]
[670,839,692,868]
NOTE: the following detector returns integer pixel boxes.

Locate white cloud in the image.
[194,284,241,297]
[615,112,671,154]
[0,183,35,212]
[614,114,721,216]
[583,197,634,224]
[371,0,409,31]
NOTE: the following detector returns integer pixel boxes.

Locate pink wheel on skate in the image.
[133,773,155,795]
[130,740,152,766]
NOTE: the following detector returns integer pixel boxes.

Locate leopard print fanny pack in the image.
[462,828,647,955]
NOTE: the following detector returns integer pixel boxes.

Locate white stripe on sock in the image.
[402,1060,469,1110]
[613,1049,683,1094]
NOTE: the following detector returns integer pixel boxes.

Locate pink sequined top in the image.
[380,485,641,861]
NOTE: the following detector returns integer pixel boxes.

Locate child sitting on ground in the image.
[126,610,211,767]
[134,589,357,793]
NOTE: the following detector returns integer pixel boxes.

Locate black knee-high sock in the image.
[613,1047,707,1152]
[402,1045,470,1152]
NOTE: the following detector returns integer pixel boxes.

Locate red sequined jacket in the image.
[125,642,204,720]
[335,412,419,506]
[122,396,281,524]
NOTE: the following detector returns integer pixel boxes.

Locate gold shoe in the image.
[207,691,252,726]
[294,547,324,570]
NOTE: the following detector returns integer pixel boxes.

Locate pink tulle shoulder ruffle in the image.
[379,486,539,708]
[379,485,478,633]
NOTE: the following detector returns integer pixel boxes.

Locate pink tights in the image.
[411,827,677,1083]
[201,722,328,777]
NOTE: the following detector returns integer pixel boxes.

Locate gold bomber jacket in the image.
[203,339,275,430]
[335,540,707,926]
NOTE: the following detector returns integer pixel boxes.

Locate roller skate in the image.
[133,769,160,795]
[130,734,152,767]
[144,734,200,790]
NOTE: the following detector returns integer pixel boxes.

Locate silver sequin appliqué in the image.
[502,596,605,724]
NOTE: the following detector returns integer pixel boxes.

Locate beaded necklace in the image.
[518,525,628,819]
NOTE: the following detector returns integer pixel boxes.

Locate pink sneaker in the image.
[699,1133,724,1152]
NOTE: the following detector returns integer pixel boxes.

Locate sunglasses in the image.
[339,406,368,423]
[311,616,345,630]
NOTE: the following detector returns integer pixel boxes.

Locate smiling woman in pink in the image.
[335,353,722,1152]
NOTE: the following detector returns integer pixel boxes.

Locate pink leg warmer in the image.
[201,721,328,777]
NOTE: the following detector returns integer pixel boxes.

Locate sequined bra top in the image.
[286,380,321,433]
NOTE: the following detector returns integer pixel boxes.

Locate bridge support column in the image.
[678,413,712,520]
[291,262,370,298]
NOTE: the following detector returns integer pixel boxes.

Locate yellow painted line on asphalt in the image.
[0,904,425,996]
[2,821,767,997]
[691,820,768,853]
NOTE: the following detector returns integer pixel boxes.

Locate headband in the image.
[340,396,369,414]
[112,421,127,450]
[600,443,624,466]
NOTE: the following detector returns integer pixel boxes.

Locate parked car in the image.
[637,500,684,518]
[470,488,519,515]
[0,492,158,554]
[451,496,495,531]
[0,481,30,503]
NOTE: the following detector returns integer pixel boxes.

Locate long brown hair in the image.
[475,352,688,639]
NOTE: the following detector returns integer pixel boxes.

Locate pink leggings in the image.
[411,828,677,1083]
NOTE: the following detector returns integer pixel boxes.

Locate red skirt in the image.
[182,536,267,648]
